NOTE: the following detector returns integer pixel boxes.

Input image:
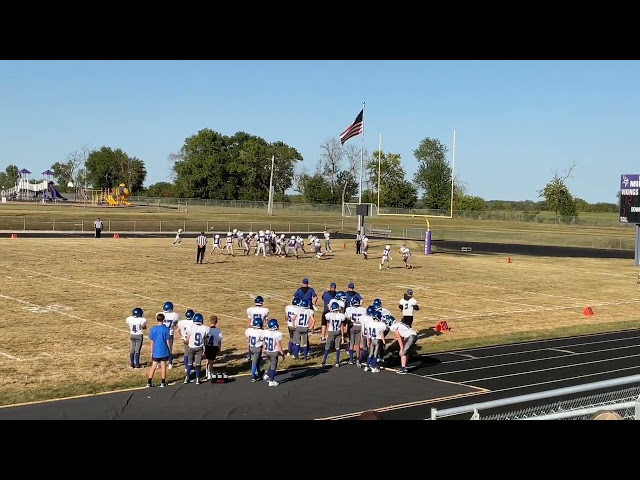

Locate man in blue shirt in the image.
[345,282,363,307]
[147,313,171,388]
[320,282,338,341]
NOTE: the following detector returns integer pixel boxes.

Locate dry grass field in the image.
[1,232,639,406]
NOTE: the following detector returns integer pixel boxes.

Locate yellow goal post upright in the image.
[374,129,456,255]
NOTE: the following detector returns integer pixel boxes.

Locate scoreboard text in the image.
[619,174,640,223]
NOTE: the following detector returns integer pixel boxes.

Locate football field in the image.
[0,233,639,406]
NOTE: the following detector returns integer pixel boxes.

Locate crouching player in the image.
[262,319,286,386]
[389,317,418,374]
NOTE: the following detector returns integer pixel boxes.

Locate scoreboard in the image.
[619,174,640,224]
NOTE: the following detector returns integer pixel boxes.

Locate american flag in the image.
[340,109,364,145]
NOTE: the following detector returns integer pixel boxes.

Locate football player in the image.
[344,297,366,366]
[211,234,222,255]
[322,301,346,367]
[245,318,266,382]
[158,301,179,368]
[285,297,301,355]
[400,243,413,269]
[246,296,269,360]
[364,311,386,373]
[359,306,376,365]
[173,228,183,245]
[389,317,418,374]
[262,319,286,386]
[204,315,222,380]
[185,313,208,385]
[293,298,315,360]
[380,244,392,270]
[225,231,234,256]
[177,309,195,372]
[125,307,146,369]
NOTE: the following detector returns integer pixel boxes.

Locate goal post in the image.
[342,202,378,218]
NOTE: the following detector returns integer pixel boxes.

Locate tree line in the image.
[0,129,619,217]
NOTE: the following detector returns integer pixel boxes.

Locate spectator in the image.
[359,410,384,420]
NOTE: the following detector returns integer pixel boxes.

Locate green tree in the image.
[85,146,147,193]
[413,137,453,210]
[171,129,302,200]
[538,163,579,220]
[366,150,417,209]
[0,165,20,189]
[456,195,486,211]
[144,182,175,197]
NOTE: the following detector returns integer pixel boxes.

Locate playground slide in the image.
[119,193,131,206]
[107,195,119,206]
[48,183,64,199]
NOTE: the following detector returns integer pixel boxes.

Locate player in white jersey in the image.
[296,236,307,255]
[313,237,324,259]
[285,236,298,258]
[359,306,376,366]
[398,288,419,327]
[126,307,147,368]
[177,309,195,372]
[389,317,418,374]
[285,297,301,355]
[225,232,234,256]
[158,301,179,368]
[204,315,223,380]
[173,228,183,245]
[361,235,369,259]
[246,317,266,382]
[400,244,412,269]
[322,301,346,367]
[256,230,267,256]
[380,244,392,270]
[364,311,386,373]
[323,230,332,252]
[276,234,286,256]
[247,296,269,360]
[371,298,391,363]
[185,313,208,384]
[242,232,251,255]
[293,298,315,360]
[211,234,222,254]
[262,319,286,386]
[345,297,367,366]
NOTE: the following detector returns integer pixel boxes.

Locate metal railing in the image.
[430,374,640,420]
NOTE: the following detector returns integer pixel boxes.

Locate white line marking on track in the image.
[429,342,640,377]
[456,351,640,384]
[547,348,575,355]
[450,352,478,359]
[436,333,640,364]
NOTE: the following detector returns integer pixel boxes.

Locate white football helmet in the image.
[177,228,182,233]
[232,229,237,233]
[266,230,271,235]
[215,234,220,239]
[259,230,264,235]
[386,244,391,249]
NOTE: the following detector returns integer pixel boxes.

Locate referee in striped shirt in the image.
[196,232,207,264]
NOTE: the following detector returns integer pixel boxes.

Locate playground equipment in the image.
[0,168,65,202]
[91,183,132,207]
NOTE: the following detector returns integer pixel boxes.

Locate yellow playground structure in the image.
[92,183,132,207]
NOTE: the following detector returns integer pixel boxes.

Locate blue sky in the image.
[0,60,637,203]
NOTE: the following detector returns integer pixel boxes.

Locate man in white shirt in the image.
[398,289,419,327]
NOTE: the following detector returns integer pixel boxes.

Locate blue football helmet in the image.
[254,296,264,306]
[193,313,204,324]
[132,307,143,318]
[268,319,279,330]
[335,291,346,301]
[374,310,383,320]
[329,301,340,312]
[163,301,174,312]
[300,298,310,309]
[366,306,376,316]
[373,298,382,310]
[350,296,361,307]
[387,315,396,326]
[185,309,195,319]
[252,317,264,328]
[292,297,301,306]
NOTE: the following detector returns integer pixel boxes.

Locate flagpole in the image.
[358,101,365,234]
[377,132,382,210]
[450,129,456,218]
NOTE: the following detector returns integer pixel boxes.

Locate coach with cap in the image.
[345,282,363,307]
[320,282,338,341]
[294,278,318,311]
